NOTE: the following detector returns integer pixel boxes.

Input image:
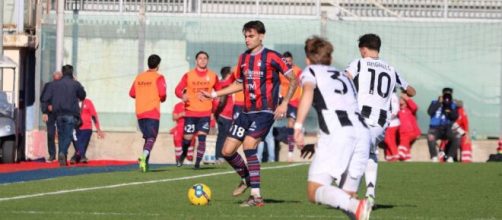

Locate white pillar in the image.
[56,0,65,69]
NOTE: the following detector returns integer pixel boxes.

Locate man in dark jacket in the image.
[40,71,62,162]
[41,65,86,166]
[427,87,460,162]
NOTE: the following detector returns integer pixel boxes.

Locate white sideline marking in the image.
[0,163,307,202]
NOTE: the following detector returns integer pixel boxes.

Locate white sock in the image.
[315,185,359,213]
[251,188,261,197]
[142,150,150,158]
[365,157,378,198]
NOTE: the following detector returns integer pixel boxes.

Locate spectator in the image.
[214,66,234,164]
[383,92,400,161]
[427,87,460,162]
[41,65,86,166]
[70,98,105,164]
[397,92,421,161]
[40,71,62,162]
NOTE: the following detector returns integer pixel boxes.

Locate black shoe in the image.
[70,156,78,164]
[193,162,200,170]
[46,155,56,163]
[80,157,88,163]
[58,153,67,167]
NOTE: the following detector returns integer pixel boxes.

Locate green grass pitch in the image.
[0,162,501,219]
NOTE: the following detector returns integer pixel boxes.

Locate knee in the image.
[307,183,320,204]
[221,148,233,157]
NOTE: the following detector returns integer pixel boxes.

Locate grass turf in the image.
[0,162,501,219]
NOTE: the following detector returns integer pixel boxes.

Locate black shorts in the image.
[138,119,159,139]
[184,116,211,134]
[227,112,275,142]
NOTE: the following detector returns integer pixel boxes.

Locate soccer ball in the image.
[187,183,212,206]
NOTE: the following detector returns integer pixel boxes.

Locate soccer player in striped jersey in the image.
[129,54,167,172]
[201,20,297,207]
[279,51,303,162]
[345,33,416,208]
[294,36,372,220]
[175,51,220,169]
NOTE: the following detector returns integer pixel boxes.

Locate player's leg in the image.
[179,117,196,166]
[309,128,371,219]
[193,117,211,169]
[286,104,298,162]
[460,135,472,163]
[364,125,384,204]
[239,112,275,207]
[173,129,183,166]
[137,119,159,172]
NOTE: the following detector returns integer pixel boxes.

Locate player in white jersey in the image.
[345,33,416,208]
[294,36,372,220]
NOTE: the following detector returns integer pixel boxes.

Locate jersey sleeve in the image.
[270,52,292,77]
[175,74,188,99]
[300,66,317,87]
[87,99,101,130]
[234,55,243,83]
[394,70,409,90]
[129,80,136,98]
[157,75,167,102]
[345,59,360,78]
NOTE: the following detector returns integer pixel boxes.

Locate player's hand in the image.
[42,114,49,122]
[300,144,315,159]
[294,127,304,146]
[48,105,53,112]
[274,102,287,120]
[198,91,214,101]
[98,130,106,139]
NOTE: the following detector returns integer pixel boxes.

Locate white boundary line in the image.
[0,163,307,202]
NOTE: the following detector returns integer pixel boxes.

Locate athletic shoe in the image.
[138,156,148,173]
[80,157,88,163]
[446,157,454,163]
[367,195,376,209]
[176,159,182,167]
[193,162,200,170]
[431,156,438,162]
[355,199,372,220]
[70,155,80,164]
[46,155,56,163]
[240,195,264,207]
[232,179,250,196]
[58,153,67,167]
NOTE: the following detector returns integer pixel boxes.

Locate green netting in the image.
[38,14,502,136]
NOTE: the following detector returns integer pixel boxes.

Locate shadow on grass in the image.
[235,198,301,204]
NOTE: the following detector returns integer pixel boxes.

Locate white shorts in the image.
[308,114,371,192]
[368,125,386,155]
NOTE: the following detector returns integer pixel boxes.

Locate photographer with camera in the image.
[426,88,460,162]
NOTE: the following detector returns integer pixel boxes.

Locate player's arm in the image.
[88,100,105,139]
[294,82,314,147]
[157,75,167,102]
[200,81,243,100]
[129,81,136,98]
[175,74,188,100]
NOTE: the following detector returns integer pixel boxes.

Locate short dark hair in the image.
[358,33,381,52]
[242,20,266,34]
[442,87,453,94]
[62,65,73,76]
[220,66,231,79]
[195,51,209,59]
[304,36,333,65]
[282,51,293,58]
[148,54,161,69]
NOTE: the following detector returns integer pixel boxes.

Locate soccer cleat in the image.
[367,195,376,210]
[240,195,264,207]
[138,156,148,173]
[355,199,372,220]
[232,179,250,196]
[193,162,200,170]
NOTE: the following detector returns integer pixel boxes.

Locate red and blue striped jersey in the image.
[234,47,292,113]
